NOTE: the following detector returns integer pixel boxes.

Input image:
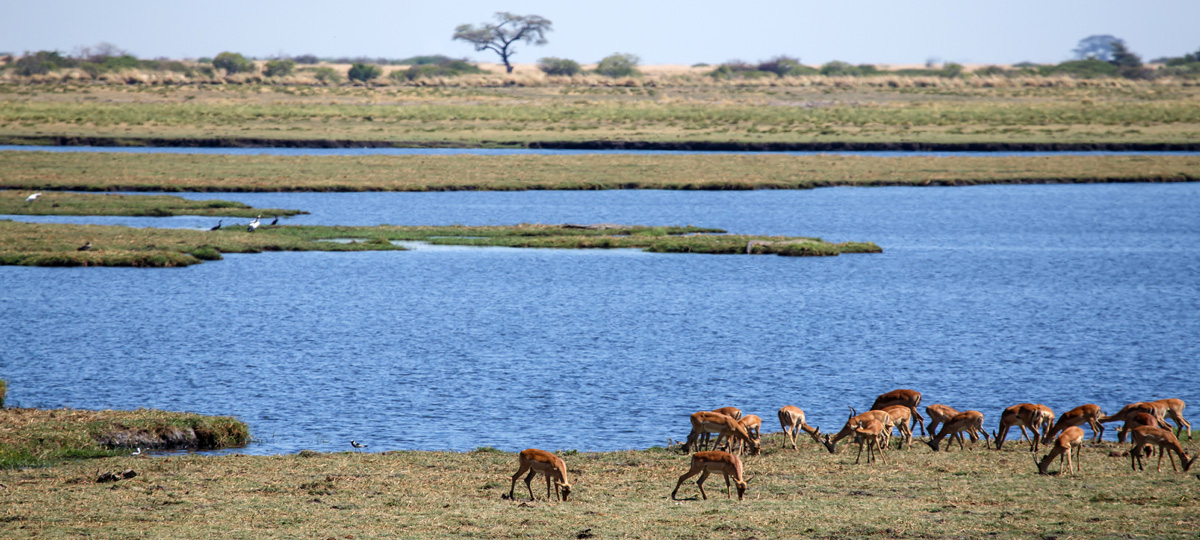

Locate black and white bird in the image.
[350,440,368,450]
[210,220,223,231]
[131,447,142,456]
[25,192,41,203]
[77,241,92,251]
[247,215,261,233]
[270,216,279,226]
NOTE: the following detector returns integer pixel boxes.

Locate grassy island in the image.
[0,190,304,217]
[0,406,248,469]
[0,221,880,267]
[0,433,1196,539]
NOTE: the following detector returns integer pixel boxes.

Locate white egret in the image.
[25,192,41,203]
[247,215,261,233]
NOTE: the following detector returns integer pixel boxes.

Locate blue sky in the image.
[3,1,1197,65]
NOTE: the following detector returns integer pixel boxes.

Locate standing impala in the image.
[1035,426,1084,476]
[854,419,888,464]
[994,403,1047,452]
[507,448,573,502]
[924,410,989,452]
[777,405,822,450]
[880,405,914,449]
[925,404,960,435]
[1043,404,1105,443]
[683,411,760,456]
[670,450,749,501]
[1129,426,1198,473]
[1101,402,1173,442]
[871,389,927,436]
[1150,398,1191,440]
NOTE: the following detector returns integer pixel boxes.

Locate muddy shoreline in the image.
[4,135,1200,152]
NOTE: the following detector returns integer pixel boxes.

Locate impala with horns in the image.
[1150,398,1191,440]
[1101,402,1173,443]
[823,407,891,454]
[924,410,989,452]
[925,404,960,435]
[507,448,573,502]
[670,450,750,501]
[683,411,760,456]
[777,405,822,450]
[1035,426,1084,476]
[1128,425,1198,473]
[854,419,888,464]
[994,403,1051,452]
[871,389,926,436]
[1043,404,1105,443]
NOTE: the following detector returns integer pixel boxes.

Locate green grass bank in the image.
[0,191,304,217]
[2,152,1196,192]
[0,434,1196,539]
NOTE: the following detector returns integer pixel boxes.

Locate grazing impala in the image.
[507,448,573,502]
[823,408,891,454]
[871,389,927,436]
[924,410,989,452]
[1129,426,1198,473]
[1043,404,1105,443]
[881,405,915,449]
[925,404,960,435]
[1150,398,1191,440]
[854,419,888,464]
[1035,426,1084,476]
[699,407,743,449]
[722,414,762,455]
[994,403,1047,452]
[1032,404,1056,441]
[670,450,749,501]
[683,411,760,456]
[1101,402,1172,442]
[777,405,822,450]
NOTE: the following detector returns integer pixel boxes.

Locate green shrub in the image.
[305,66,341,84]
[263,59,296,77]
[292,54,320,64]
[820,61,863,76]
[939,62,964,78]
[212,52,254,74]
[538,57,582,76]
[757,55,805,77]
[14,51,75,75]
[398,55,455,65]
[347,62,382,82]
[1042,59,1118,78]
[595,53,640,77]
[394,60,483,80]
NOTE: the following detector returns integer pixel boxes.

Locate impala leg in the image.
[545,472,555,500]
[1074,443,1082,473]
[696,470,712,500]
[671,465,702,500]
[1090,420,1104,442]
[524,470,538,500]
[509,462,531,500]
[723,471,732,498]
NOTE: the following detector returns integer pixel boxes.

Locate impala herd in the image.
[508,390,1195,502]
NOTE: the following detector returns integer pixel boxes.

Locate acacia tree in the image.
[1073,35,1122,61]
[452,12,552,73]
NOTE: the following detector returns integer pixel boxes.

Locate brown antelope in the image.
[881,404,914,449]
[1032,404,1056,441]
[683,411,760,456]
[925,404,960,435]
[854,419,888,464]
[777,405,821,450]
[1150,398,1191,440]
[994,403,1047,452]
[507,448,573,502]
[1043,404,1105,443]
[871,389,927,436]
[699,407,743,449]
[1129,425,1198,473]
[670,450,749,501]
[1101,402,1173,442]
[722,414,762,455]
[924,410,989,452]
[823,407,891,454]
[1035,426,1084,476]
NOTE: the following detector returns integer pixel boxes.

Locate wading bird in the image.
[247,215,261,233]
[210,220,222,231]
[350,440,368,450]
[270,216,279,226]
[25,192,41,203]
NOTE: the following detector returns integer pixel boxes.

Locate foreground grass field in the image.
[1,152,1196,192]
[2,82,1200,147]
[1,434,1196,539]
[0,221,878,267]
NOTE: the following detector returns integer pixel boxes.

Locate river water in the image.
[2,183,1198,454]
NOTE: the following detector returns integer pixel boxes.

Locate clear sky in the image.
[3,1,1197,65]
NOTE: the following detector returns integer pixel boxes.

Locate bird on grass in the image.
[25,192,41,203]
[247,215,261,233]
[210,220,223,231]
[131,447,142,456]
[350,440,368,451]
[270,216,279,226]
[77,241,92,251]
